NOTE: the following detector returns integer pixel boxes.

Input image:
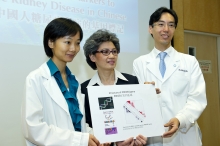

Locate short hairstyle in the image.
[149,7,178,28]
[43,18,83,57]
[83,29,120,70]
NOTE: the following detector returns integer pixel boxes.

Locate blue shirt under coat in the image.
[47,59,82,132]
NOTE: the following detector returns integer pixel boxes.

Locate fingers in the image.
[88,139,98,146]
[116,137,134,146]
[155,88,161,94]
[89,134,100,146]
[92,136,100,146]
[115,141,123,146]
[124,137,134,146]
[144,81,161,94]
[163,118,179,138]
[163,126,178,137]
[135,135,147,146]
[164,118,180,128]
[144,81,155,85]
[163,132,175,138]
[134,138,141,146]
[129,139,134,146]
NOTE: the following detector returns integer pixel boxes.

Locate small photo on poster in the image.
[98,97,114,110]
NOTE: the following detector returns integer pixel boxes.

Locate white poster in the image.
[88,84,164,143]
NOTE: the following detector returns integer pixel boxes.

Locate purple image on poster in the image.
[105,127,118,135]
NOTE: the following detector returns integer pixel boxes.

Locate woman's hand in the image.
[134,135,147,146]
[116,137,134,146]
[89,134,100,146]
[144,81,161,94]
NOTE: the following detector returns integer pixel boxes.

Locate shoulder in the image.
[81,79,91,92]
[133,52,153,67]
[119,73,139,84]
[81,79,91,87]
[26,67,42,81]
[173,48,194,59]
[26,63,50,83]
[175,51,200,73]
[176,52,198,63]
[121,73,137,79]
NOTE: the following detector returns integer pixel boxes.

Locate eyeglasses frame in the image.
[152,21,176,29]
[94,49,119,56]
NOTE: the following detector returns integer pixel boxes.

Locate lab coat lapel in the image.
[40,63,70,114]
[146,52,163,82]
[163,51,180,82]
[44,78,70,114]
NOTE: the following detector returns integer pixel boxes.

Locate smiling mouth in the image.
[161,34,169,39]
[67,54,75,56]
[107,61,115,64]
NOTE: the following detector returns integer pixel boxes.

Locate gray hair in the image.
[83,29,120,70]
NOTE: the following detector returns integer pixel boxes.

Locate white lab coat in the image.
[133,47,207,146]
[21,62,92,146]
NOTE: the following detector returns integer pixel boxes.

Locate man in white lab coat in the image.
[133,7,207,146]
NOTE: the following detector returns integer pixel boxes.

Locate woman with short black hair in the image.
[21,18,100,146]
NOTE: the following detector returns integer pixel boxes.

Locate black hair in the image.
[43,18,83,57]
[149,7,178,28]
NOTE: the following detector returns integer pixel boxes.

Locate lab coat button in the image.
[189,117,193,122]
[162,102,166,106]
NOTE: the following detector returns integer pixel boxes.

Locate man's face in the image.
[149,12,176,50]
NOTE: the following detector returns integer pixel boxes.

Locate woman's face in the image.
[49,32,80,65]
[90,41,118,71]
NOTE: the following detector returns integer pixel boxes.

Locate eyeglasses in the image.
[152,22,176,29]
[95,49,119,56]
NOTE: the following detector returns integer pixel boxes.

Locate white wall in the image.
[0,1,169,145]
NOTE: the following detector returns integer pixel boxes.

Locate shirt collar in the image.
[87,69,128,87]
[152,46,174,58]
[65,66,71,76]
[47,58,71,76]
[47,59,59,76]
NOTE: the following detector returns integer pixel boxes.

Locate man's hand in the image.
[144,81,161,94]
[116,137,134,146]
[134,135,147,146]
[89,134,100,146]
[163,118,180,138]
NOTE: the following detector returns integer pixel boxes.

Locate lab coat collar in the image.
[145,46,180,82]
[39,63,70,115]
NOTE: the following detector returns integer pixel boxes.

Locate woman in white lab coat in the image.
[21,18,100,146]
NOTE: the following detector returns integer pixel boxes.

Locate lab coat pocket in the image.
[172,75,189,96]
